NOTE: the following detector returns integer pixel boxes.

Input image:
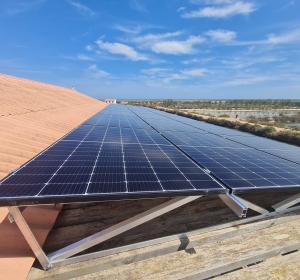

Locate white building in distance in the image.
[105,98,117,104]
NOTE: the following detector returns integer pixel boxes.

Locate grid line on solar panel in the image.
[35,122,104,195]
[129,106,300,192]
[2,123,106,200]
[119,118,128,192]
[0,125,82,183]
[162,131,246,148]
[134,106,300,165]
[135,108,249,141]
[84,114,113,194]
[179,146,300,191]
[128,129,164,192]
[0,105,228,205]
[128,109,227,192]
[224,135,300,165]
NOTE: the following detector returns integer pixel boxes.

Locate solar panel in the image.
[179,146,300,193]
[134,106,300,164]
[163,131,246,148]
[129,106,300,194]
[0,106,226,206]
[139,107,251,137]
[224,135,300,164]
[1,104,299,205]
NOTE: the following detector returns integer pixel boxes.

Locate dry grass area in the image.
[0,73,106,180]
[180,109,288,132]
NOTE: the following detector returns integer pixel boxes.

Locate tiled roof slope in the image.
[0,73,106,180]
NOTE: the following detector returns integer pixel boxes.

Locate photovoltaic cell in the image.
[1,104,299,205]
[129,106,300,194]
[133,106,300,164]
[0,105,226,206]
[224,135,300,164]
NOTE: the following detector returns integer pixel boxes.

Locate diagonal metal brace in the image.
[273,193,300,211]
[8,207,51,270]
[48,196,202,262]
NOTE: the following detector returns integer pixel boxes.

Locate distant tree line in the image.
[153,107,300,147]
[128,99,300,110]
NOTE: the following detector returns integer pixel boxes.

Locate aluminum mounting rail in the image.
[273,192,300,211]
[8,195,202,269]
[8,192,300,270]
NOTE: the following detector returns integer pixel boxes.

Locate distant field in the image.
[127,99,300,146]
[127,99,300,110]
[182,109,300,130]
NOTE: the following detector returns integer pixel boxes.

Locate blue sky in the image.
[1,0,300,99]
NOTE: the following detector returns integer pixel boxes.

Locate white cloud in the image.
[182,58,202,65]
[132,31,183,48]
[3,0,46,16]
[181,68,207,77]
[96,39,148,61]
[77,54,94,61]
[113,24,143,34]
[164,74,188,82]
[164,68,208,83]
[129,0,147,12]
[232,28,300,46]
[191,0,236,4]
[142,67,208,83]
[151,36,205,55]
[223,76,274,86]
[63,54,95,62]
[182,1,256,18]
[141,67,170,75]
[88,64,110,78]
[266,29,300,45]
[221,56,282,70]
[206,29,236,42]
[130,31,207,55]
[67,0,95,17]
[85,45,94,51]
[113,23,163,35]
[177,6,186,12]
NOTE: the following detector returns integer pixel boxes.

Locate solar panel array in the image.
[138,107,300,163]
[0,106,226,206]
[129,106,300,193]
[0,105,299,206]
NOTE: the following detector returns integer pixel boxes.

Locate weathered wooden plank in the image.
[182,242,300,280]
[67,217,300,280]
[217,250,300,280]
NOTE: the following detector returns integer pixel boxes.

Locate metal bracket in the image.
[8,207,51,270]
[8,196,203,269]
[218,194,248,218]
[219,194,269,218]
[232,195,269,215]
[7,213,15,223]
[47,204,300,268]
[273,193,300,211]
[178,233,190,251]
[8,193,300,271]
[48,196,202,262]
